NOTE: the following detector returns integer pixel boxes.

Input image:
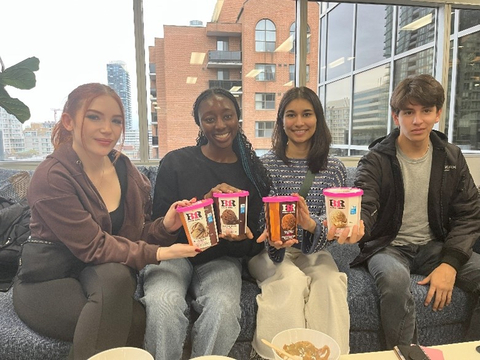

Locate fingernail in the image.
[195,248,202,253]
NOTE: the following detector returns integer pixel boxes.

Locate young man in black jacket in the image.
[353,74,480,349]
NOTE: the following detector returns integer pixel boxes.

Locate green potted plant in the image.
[0,56,39,123]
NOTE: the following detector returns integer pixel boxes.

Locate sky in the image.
[1,0,217,126]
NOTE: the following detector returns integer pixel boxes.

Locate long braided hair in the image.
[192,88,272,198]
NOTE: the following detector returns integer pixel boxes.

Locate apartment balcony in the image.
[207,51,242,69]
[209,80,242,94]
[206,22,242,37]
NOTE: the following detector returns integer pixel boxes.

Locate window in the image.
[255,19,276,52]
[255,64,276,81]
[255,93,276,110]
[255,121,275,138]
[289,22,311,53]
[289,64,310,82]
[217,37,229,51]
[217,70,230,80]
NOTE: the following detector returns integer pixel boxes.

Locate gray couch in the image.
[0,165,477,360]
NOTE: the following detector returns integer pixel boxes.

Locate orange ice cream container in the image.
[213,190,249,236]
[176,198,219,250]
[263,195,299,242]
[323,187,363,237]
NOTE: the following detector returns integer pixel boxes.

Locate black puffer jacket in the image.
[352,128,480,270]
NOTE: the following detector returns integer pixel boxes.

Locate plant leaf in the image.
[0,93,30,123]
[0,68,36,89]
[7,57,40,72]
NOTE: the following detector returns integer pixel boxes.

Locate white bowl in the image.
[87,347,153,360]
[271,328,340,360]
[190,356,236,360]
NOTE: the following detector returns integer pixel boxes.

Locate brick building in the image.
[149,0,319,158]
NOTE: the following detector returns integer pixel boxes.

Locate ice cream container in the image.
[263,195,299,242]
[176,198,219,250]
[323,187,363,237]
[213,191,249,236]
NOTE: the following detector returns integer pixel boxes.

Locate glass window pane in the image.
[459,9,480,31]
[325,78,351,145]
[326,3,354,80]
[352,65,391,145]
[393,48,434,88]
[396,7,436,54]
[355,4,393,70]
[452,31,480,150]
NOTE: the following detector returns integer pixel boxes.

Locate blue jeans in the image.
[367,241,480,349]
[141,257,242,360]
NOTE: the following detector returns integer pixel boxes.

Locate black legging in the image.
[13,263,146,360]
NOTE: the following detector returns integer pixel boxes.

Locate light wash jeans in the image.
[141,256,242,360]
[367,241,480,349]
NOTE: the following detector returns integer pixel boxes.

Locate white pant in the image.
[248,247,350,359]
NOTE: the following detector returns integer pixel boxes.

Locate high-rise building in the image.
[107,61,133,130]
[148,0,319,159]
[0,108,25,160]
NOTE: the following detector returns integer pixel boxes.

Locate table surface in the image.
[339,341,480,359]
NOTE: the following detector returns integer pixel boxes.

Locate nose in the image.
[100,119,113,133]
[214,116,227,128]
[412,112,422,124]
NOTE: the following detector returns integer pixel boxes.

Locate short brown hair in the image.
[390,74,445,115]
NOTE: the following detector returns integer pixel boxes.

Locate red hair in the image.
[51,83,126,153]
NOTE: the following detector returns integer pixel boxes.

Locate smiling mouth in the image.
[214,133,230,139]
[96,139,113,145]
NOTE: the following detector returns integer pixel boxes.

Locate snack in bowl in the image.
[281,340,330,360]
[271,328,340,360]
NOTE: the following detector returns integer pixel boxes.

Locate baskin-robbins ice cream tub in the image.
[213,190,249,236]
[176,198,219,250]
[263,195,299,242]
[323,187,363,237]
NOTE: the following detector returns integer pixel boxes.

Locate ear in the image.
[435,108,442,123]
[392,111,400,127]
[61,113,74,131]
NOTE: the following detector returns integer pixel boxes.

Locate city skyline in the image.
[1,0,217,127]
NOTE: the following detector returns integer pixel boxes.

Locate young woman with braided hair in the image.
[141,88,272,360]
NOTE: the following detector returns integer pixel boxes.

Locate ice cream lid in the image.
[323,187,364,197]
[213,190,249,198]
[262,195,299,203]
[176,198,214,213]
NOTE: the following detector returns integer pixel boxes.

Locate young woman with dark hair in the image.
[142,88,272,360]
[248,86,364,359]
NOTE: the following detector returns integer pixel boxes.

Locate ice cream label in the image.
[263,196,299,242]
[323,187,363,237]
[176,199,219,250]
[213,191,249,236]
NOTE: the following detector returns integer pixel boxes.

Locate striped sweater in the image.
[261,151,346,262]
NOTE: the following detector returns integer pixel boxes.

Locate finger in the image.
[424,287,435,307]
[257,231,268,243]
[446,290,452,306]
[245,227,254,239]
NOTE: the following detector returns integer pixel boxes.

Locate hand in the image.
[418,263,457,311]
[220,226,254,242]
[204,183,240,199]
[156,243,201,261]
[256,228,298,249]
[293,193,316,233]
[163,198,197,233]
[323,220,365,244]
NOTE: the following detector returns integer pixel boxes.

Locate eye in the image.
[203,117,215,124]
[224,114,233,121]
[285,113,296,118]
[303,112,313,117]
[112,118,124,125]
[86,114,100,121]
